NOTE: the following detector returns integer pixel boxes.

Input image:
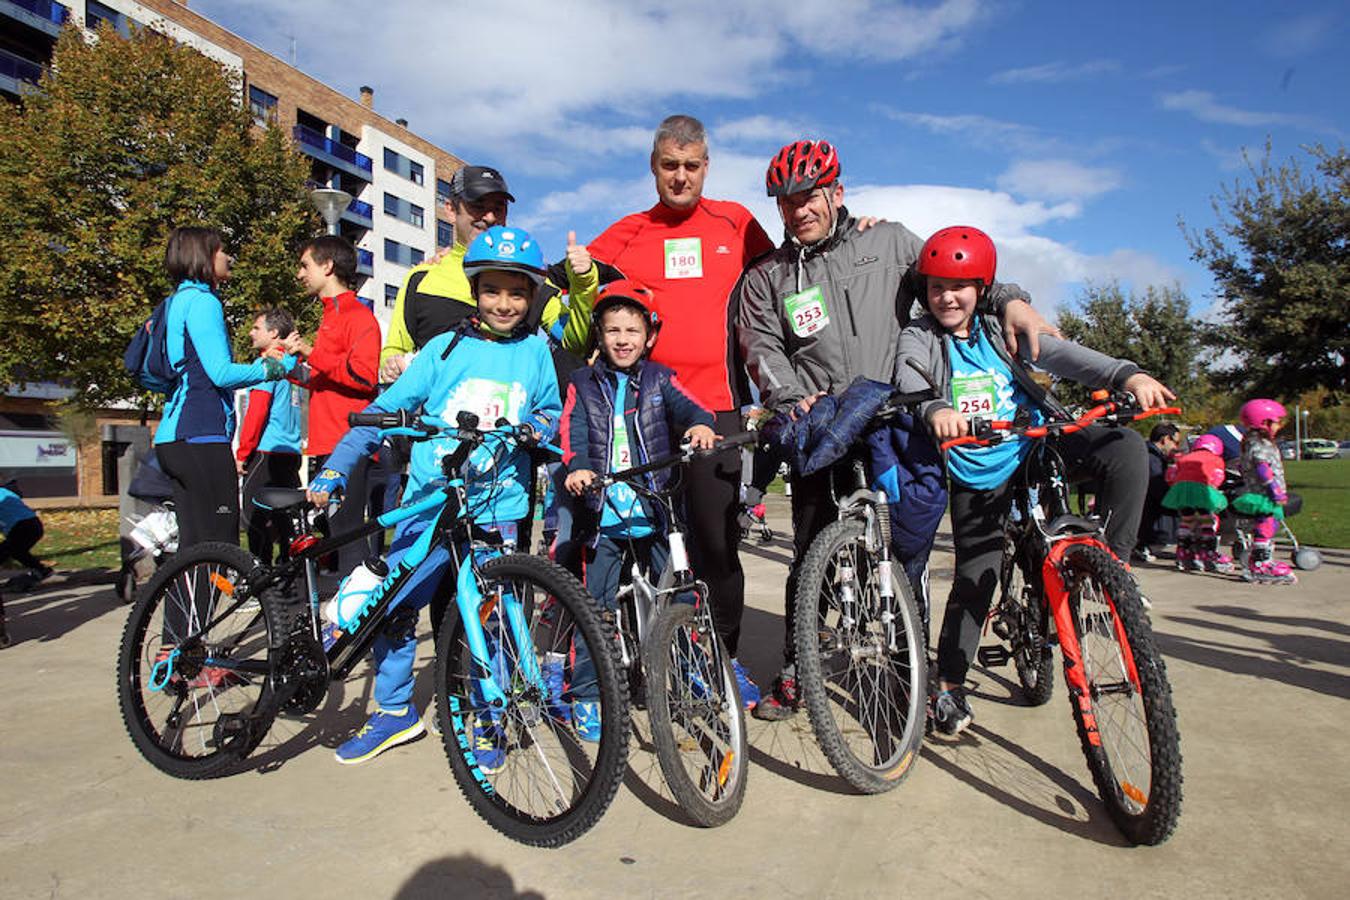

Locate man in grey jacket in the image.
[735,139,1055,720]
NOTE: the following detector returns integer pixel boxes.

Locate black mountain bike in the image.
[117,411,628,848]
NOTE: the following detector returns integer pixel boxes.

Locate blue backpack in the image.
[123,297,182,394]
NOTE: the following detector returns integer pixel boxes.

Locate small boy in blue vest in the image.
[561,280,716,740]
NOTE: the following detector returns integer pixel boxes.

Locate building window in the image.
[409,203,424,228]
[248,85,278,127]
[436,219,453,248]
[383,147,399,171]
[384,239,425,268]
[383,192,399,217]
[384,283,399,308]
[436,178,452,206]
[87,1,128,36]
[411,247,424,265]
[383,148,425,186]
[409,161,424,186]
[383,193,426,229]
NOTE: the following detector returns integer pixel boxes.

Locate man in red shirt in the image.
[588,114,775,705]
[286,235,381,574]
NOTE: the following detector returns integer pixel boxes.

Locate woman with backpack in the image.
[152,227,295,550]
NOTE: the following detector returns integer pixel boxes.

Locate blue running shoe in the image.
[731,658,759,710]
[541,653,571,723]
[573,701,601,743]
[473,714,507,773]
[334,706,425,765]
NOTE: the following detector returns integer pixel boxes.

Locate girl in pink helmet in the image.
[1232,399,1296,584]
[1161,434,1234,574]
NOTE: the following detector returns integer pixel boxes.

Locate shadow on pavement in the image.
[2,576,124,645]
[619,714,700,826]
[395,854,544,899]
[1197,604,1350,638]
[924,722,1128,847]
[1153,628,1350,701]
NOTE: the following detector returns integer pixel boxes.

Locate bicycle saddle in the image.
[1045,513,1100,539]
[253,488,309,511]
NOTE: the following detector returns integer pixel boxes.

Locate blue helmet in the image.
[463,226,547,286]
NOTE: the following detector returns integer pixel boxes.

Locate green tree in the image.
[1184,143,1349,403]
[0,24,318,409]
[1056,281,1209,420]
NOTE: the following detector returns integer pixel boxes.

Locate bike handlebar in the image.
[938,396,1181,452]
[348,409,539,448]
[588,430,760,492]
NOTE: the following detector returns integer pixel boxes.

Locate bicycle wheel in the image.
[1001,540,1054,706]
[794,519,927,793]
[1061,544,1183,845]
[434,553,629,848]
[117,542,284,779]
[644,597,748,827]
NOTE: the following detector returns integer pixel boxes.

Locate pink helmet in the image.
[1239,398,1287,430]
[1191,434,1224,456]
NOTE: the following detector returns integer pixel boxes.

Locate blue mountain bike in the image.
[117,411,629,847]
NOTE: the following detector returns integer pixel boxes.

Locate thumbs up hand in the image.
[565,230,592,276]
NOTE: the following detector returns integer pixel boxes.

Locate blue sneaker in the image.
[573,701,601,743]
[541,653,571,723]
[473,714,507,773]
[731,659,759,710]
[334,706,425,765]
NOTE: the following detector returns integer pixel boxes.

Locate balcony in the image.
[0,47,44,96]
[344,197,373,229]
[2,0,69,36]
[291,124,373,182]
[356,248,374,276]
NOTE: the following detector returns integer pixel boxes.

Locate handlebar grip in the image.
[349,411,400,428]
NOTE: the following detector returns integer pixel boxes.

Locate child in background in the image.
[1232,399,1296,585]
[563,280,718,739]
[0,478,51,587]
[1162,434,1233,574]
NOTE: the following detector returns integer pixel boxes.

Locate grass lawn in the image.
[4,507,124,575]
[1284,457,1350,550]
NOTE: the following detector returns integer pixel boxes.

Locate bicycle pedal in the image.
[977,645,1012,668]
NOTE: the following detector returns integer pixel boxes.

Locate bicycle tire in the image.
[644,598,748,827]
[1061,544,1183,845]
[1002,539,1054,706]
[794,519,927,794]
[434,553,629,848]
[116,542,284,779]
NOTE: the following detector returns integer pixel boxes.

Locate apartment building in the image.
[1,0,465,502]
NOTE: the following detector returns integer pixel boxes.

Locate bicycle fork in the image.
[452,558,543,714]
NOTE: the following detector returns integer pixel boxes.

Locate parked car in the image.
[1300,438,1339,460]
[1278,440,1297,460]
[1339,440,1350,459]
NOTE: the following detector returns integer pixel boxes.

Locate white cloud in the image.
[1266,14,1336,58]
[997,159,1123,202]
[778,0,985,61]
[1200,140,1249,173]
[990,60,1120,85]
[1158,89,1314,129]
[712,115,812,148]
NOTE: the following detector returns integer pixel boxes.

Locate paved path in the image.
[2,495,1347,899]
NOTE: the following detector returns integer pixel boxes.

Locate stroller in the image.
[116,448,179,604]
[1220,469,1322,575]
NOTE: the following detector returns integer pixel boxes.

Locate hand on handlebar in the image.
[929,407,969,442]
[565,468,596,496]
[683,424,717,450]
[1122,373,1176,411]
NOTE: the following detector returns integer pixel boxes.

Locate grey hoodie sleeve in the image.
[1017,334,1140,390]
[735,265,808,412]
[895,321,953,424]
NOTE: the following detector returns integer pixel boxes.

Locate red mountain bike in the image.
[942,391,1183,845]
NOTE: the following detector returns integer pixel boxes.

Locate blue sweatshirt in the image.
[154,280,292,444]
[325,328,561,525]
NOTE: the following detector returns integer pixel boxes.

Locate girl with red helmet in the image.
[1232,399,1297,584]
[895,225,1175,736]
[1162,434,1235,574]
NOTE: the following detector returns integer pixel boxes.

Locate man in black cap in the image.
[379,165,517,380]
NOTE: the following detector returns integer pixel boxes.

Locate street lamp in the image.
[309,187,352,236]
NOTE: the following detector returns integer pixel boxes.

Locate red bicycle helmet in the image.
[917,226,997,285]
[765,140,841,197]
[592,279,660,333]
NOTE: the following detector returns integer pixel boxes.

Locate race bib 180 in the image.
[663,237,703,279]
[783,285,830,337]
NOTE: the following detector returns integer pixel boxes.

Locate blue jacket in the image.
[562,358,713,521]
[155,280,291,444]
[326,326,560,526]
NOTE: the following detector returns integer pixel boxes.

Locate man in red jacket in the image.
[286,235,381,574]
[588,114,775,706]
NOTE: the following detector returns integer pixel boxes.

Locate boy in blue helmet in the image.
[308,226,562,767]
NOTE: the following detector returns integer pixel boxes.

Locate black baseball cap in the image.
[449,165,515,203]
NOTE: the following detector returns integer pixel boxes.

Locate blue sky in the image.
[196,0,1348,316]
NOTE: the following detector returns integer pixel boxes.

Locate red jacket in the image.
[589,198,773,412]
[1165,449,1226,488]
[298,291,380,457]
